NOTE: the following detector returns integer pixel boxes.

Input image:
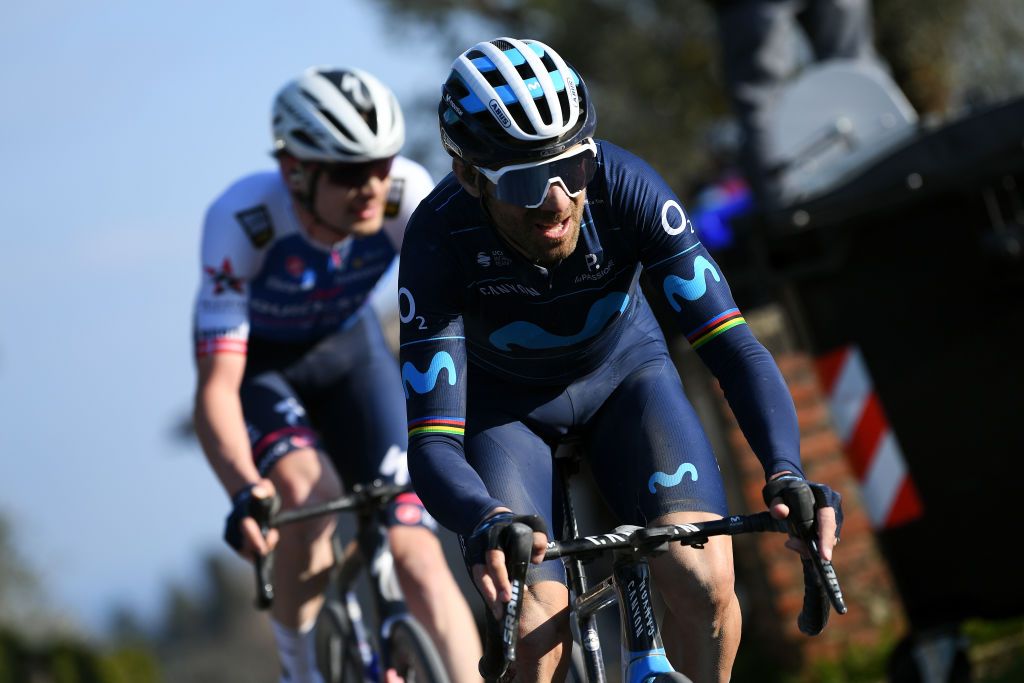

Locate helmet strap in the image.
[290,165,353,240]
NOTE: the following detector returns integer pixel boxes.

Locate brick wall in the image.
[673,303,908,670]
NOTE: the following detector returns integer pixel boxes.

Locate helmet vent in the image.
[290,129,322,152]
[505,101,537,136]
[491,39,515,51]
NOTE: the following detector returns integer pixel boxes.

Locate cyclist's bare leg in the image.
[507,580,572,683]
[267,447,341,676]
[649,510,740,683]
[389,525,484,683]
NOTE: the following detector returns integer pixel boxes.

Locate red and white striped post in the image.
[815,345,924,530]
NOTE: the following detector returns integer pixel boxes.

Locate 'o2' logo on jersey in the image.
[398,287,426,329]
[660,200,693,236]
[401,352,457,397]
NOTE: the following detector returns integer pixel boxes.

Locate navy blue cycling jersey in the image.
[398,140,803,535]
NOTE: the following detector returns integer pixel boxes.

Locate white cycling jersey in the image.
[193,156,433,356]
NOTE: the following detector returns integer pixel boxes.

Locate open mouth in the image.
[535,216,570,240]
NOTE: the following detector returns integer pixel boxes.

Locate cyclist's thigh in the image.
[239,370,340,505]
[240,370,321,476]
[464,419,566,585]
[293,313,409,487]
[585,352,728,525]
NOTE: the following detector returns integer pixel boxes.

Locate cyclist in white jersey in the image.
[192,66,482,683]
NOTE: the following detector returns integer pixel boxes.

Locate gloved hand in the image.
[762,474,843,560]
[223,481,279,559]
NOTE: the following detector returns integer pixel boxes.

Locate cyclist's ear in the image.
[453,159,482,197]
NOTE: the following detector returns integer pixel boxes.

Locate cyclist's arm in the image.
[192,194,271,498]
[194,352,263,496]
[397,209,504,537]
[605,142,803,479]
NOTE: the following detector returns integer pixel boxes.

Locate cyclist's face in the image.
[478,172,585,267]
[314,158,394,237]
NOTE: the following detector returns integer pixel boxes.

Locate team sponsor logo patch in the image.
[235,205,274,247]
[385,178,404,218]
[395,503,423,525]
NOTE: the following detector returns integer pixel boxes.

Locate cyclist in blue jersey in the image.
[192,66,481,683]
[398,38,844,683]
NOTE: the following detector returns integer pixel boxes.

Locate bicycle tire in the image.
[386,617,451,683]
[316,600,372,683]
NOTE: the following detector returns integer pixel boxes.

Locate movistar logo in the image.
[662,256,720,312]
[489,292,628,351]
[648,463,698,493]
[401,352,457,398]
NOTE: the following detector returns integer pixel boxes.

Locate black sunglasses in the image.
[320,157,395,186]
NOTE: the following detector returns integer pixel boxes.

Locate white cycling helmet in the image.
[272,66,405,163]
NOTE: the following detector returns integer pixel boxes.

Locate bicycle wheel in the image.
[386,617,451,683]
[316,600,371,683]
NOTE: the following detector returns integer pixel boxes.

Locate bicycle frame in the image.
[338,503,414,680]
[255,481,424,682]
[555,446,675,683]
[570,545,675,682]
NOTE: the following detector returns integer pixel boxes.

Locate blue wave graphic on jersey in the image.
[401,352,457,398]
[489,292,630,351]
[648,463,698,494]
[663,256,720,312]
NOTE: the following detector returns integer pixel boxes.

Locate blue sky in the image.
[0,0,467,634]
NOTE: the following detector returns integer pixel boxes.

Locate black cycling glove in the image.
[762,474,844,541]
[223,484,257,552]
[462,513,548,566]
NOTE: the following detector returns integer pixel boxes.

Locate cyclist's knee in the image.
[652,513,736,618]
[270,448,341,542]
[270,448,341,505]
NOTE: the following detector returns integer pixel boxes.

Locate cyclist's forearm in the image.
[408,436,504,536]
[194,383,262,496]
[700,333,805,479]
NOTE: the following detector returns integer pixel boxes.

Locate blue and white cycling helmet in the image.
[272,66,405,163]
[439,38,597,167]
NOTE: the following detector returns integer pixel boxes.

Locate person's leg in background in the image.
[801,0,878,64]
[714,0,805,212]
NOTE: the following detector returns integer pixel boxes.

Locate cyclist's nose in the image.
[536,181,572,212]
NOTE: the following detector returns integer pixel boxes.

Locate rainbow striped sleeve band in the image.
[408,416,466,438]
[686,308,746,349]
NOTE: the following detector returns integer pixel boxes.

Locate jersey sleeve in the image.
[193,196,258,358]
[397,210,504,535]
[370,158,436,331]
[380,157,435,252]
[606,143,804,479]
